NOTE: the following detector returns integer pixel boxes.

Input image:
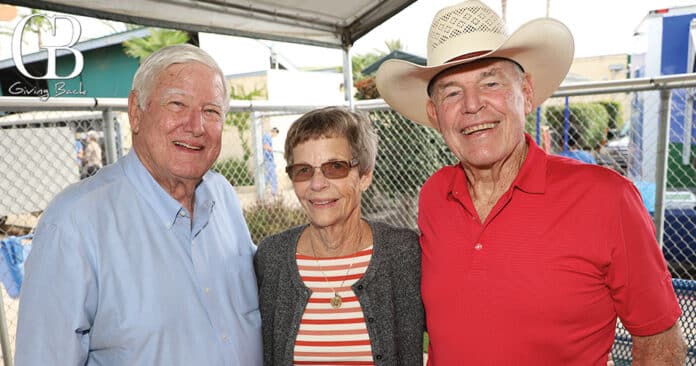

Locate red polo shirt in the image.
[419,134,681,365]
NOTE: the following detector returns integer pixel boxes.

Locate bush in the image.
[599,101,624,140]
[355,76,380,100]
[545,102,610,150]
[244,200,307,244]
[211,158,254,186]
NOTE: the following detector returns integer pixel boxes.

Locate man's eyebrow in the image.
[160,89,224,109]
[160,88,188,101]
[433,66,503,92]
[479,67,500,79]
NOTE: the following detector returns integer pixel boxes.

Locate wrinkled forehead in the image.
[154,62,224,103]
[428,58,524,95]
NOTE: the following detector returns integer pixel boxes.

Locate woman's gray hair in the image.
[284,106,378,176]
[131,44,229,111]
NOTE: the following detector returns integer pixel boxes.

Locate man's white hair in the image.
[131,44,229,112]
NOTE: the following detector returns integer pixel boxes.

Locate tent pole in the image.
[342,45,354,109]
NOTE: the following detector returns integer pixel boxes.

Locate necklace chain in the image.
[308,222,364,309]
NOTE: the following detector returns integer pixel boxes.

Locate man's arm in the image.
[15,219,95,366]
[632,322,687,365]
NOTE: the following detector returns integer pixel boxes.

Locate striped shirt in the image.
[294,247,374,365]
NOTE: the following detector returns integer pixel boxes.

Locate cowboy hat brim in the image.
[375,17,574,129]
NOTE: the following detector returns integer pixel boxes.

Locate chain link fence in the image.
[0,74,695,363]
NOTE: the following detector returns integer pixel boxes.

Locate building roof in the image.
[0,27,150,70]
[360,50,425,76]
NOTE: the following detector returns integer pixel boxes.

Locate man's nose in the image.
[184,109,205,136]
[461,91,485,114]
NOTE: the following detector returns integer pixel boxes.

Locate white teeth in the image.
[174,141,202,150]
[462,122,497,135]
[311,200,332,205]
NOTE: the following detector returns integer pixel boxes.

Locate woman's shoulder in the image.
[368,220,420,252]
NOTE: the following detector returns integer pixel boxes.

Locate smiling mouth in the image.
[310,199,337,206]
[462,122,498,135]
[173,141,202,150]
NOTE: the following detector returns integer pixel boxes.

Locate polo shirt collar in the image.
[511,133,547,194]
[122,150,211,228]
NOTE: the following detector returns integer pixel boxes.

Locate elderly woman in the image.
[254,106,424,365]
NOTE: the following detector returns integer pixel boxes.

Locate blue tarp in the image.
[0,234,32,298]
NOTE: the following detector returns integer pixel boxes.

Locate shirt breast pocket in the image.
[228,255,261,326]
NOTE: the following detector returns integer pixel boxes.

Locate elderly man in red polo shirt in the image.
[376,1,686,365]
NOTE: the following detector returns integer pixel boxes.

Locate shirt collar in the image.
[122,150,214,228]
[448,133,547,197]
[512,133,547,194]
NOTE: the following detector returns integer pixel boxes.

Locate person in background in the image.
[81,130,103,178]
[15,44,262,366]
[263,127,280,195]
[254,107,424,365]
[376,0,685,364]
[74,137,84,168]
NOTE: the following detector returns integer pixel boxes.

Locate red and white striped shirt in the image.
[294,247,374,366]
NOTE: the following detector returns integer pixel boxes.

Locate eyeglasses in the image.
[286,159,359,182]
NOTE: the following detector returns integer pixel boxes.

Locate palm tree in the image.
[384,39,405,52]
[122,28,189,63]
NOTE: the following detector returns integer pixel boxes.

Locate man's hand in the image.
[632,322,687,365]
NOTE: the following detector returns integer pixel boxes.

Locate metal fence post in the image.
[102,108,117,164]
[251,111,265,200]
[0,293,13,366]
[654,88,672,247]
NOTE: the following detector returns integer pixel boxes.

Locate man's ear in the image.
[128,91,143,134]
[523,73,534,115]
[426,99,442,132]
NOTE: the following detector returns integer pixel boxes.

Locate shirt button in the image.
[474,243,483,250]
[376,354,383,360]
[222,335,229,341]
[357,284,363,290]
[204,287,210,294]
[179,211,186,217]
[367,317,374,323]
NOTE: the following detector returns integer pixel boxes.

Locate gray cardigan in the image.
[254,220,425,365]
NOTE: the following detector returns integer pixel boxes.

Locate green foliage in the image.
[350,39,404,93]
[384,39,405,52]
[122,28,189,62]
[545,102,610,150]
[211,158,254,186]
[599,100,624,138]
[365,111,456,202]
[243,201,307,244]
[352,52,382,81]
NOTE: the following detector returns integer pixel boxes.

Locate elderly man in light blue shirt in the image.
[15,44,262,365]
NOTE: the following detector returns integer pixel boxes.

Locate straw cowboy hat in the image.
[375,0,574,128]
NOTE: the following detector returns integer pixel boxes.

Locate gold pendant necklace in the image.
[308,223,363,309]
[309,243,362,309]
[311,244,354,309]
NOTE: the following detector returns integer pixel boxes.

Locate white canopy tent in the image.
[3,0,418,105]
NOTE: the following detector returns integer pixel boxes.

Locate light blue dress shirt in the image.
[15,150,262,366]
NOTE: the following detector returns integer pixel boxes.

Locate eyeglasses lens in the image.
[289,161,352,182]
